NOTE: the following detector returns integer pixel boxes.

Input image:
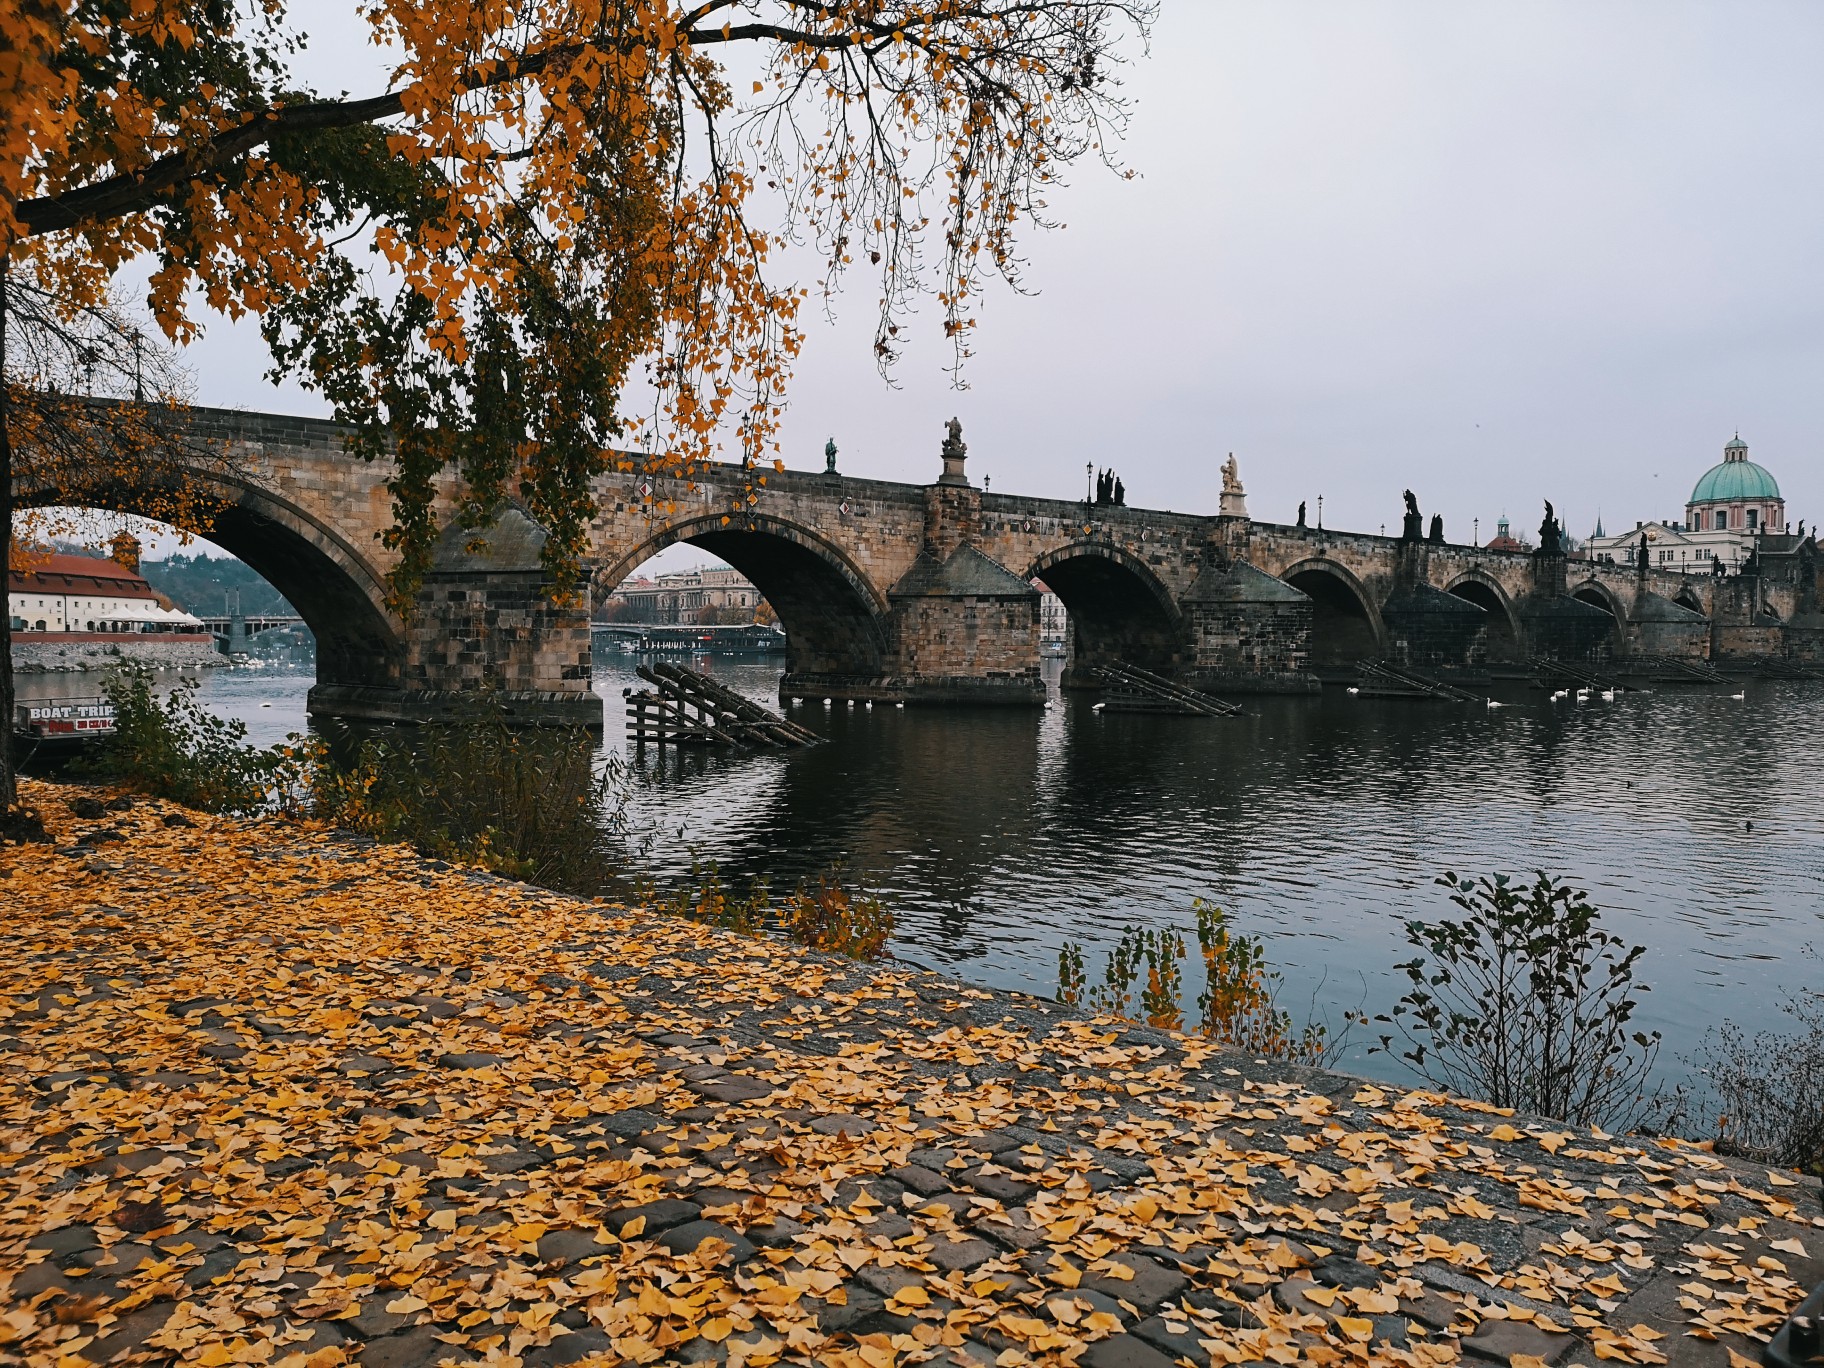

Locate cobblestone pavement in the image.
[3,782,1819,1368]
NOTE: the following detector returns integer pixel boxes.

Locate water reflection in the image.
[606,658,1824,1083]
[19,654,1823,1086]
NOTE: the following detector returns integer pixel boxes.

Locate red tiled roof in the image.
[7,553,157,599]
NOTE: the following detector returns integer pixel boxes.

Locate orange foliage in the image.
[3,0,1156,599]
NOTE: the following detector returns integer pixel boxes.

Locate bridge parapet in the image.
[23,404,1820,719]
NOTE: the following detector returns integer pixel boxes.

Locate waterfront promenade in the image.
[2,782,1818,1367]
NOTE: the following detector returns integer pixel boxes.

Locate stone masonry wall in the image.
[11,637,224,673]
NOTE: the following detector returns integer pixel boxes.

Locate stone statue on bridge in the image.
[1428,513,1444,545]
[1538,500,1564,556]
[938,417,969,486]
[1400,490,1424,542]
[1296,500,1307,528]
[825,437,838,473]
[1219,454,1248,519]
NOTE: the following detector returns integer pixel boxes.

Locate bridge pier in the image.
[308,506,602,730]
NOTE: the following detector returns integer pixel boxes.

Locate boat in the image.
[10,696,119,749]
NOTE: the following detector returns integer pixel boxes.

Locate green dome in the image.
[1690,458,1780,504]
[1690,438,1779,505]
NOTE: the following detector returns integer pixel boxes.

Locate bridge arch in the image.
[1569,578,1628,648]
[1674,585,1707,615]
[1025,542,1185,682]
[15,468,405,694]
[596,513,890,679]
[1279,558,1387,665]
[1444,570,1522,661]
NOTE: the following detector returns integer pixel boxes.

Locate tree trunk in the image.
[1,255,16,813]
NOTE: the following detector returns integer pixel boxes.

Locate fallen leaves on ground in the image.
[2,780,1819,1368]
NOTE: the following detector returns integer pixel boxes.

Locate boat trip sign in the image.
[13,700,119,739]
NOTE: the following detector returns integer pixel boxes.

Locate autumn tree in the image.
[1,0,1154,816]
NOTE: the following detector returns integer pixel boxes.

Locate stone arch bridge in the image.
[22,407,1820,727]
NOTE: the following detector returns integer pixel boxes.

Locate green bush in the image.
[1657,958,1823,1181]
[312,708,629,891]
[1376,872,1659,1127]
[1058,901,1347,1063]
[82,666,309,815]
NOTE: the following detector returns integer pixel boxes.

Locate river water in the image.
[18,656,1824,1087]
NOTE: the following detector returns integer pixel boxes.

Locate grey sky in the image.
[168,1,1824,562]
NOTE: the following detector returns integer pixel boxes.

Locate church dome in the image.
[1689,435,1779,504]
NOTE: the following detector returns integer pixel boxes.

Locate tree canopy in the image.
[5,0,1153,591]
[0,0,1152,813]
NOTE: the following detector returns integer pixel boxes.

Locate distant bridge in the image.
[16,406,1819,727]
[197,614,305,639]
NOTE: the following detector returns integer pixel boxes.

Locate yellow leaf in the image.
[1489,1124,1522,1142]
[1511,1356,1550,1368]
[620,1215,647,1238]
[701,1318,733,1343]
[1335,1316,1374,1342]
[889,1285,931,1307]
[511,1222,546,1243]
[385,1295,428,1314]
[428,1209,457,1232]
[1771,1237,1808,1258]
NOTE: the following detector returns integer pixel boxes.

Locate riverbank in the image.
[3,780,1818,1368]
[10,637,225,673]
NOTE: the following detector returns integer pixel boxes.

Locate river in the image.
[17,655,1824,1088]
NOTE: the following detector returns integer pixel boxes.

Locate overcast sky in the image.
[162,1,1824,564]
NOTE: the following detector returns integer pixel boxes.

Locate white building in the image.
[1034,580,1067,649]
[601,565,764,624]
[1586,435,1793,575]
[7,552,207,636]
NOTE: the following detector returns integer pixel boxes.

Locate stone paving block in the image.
[687,1074,773,1104]
[657,1219,756,1265]
[974,1206,1051,1252]
[520,1327,612,1366]
[1133,1312,1213,1363]
[437,1052,503,1070]
[809,1113,877,1136]
[344,1298,417,1340]
[747,1214,806,1248]
[12,1261,76,1298]
[1079,1253,1190,1313]
[25,1225,99,1256]
[603,1197,701,1233]
[961,1166,1037,1203]
[813,1283,887,1331]
[535,1227,609,1266]
[1461,1317,1580,1365]
[1079,1332,1182,1368]
[890,1163,953,1196]
[357,1325,478,1365]
[907,1190,977,1221]
[926,1236,1000,1272]
[1400,1289,1469,1333]
[83,1302,179,1362]
[856,1262,929,1299]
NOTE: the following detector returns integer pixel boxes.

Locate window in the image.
[1715,510,1728,529]
[1747,509,1759,530]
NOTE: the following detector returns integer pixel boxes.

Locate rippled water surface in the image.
[22,655,1824,1084]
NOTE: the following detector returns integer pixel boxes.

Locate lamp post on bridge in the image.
[1317,495,1323,531]
[1085,462,1093,507]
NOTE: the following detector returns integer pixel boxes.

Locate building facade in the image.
[600,565,765,624]
[1586,435,1795,575]
[7,552,207,636]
